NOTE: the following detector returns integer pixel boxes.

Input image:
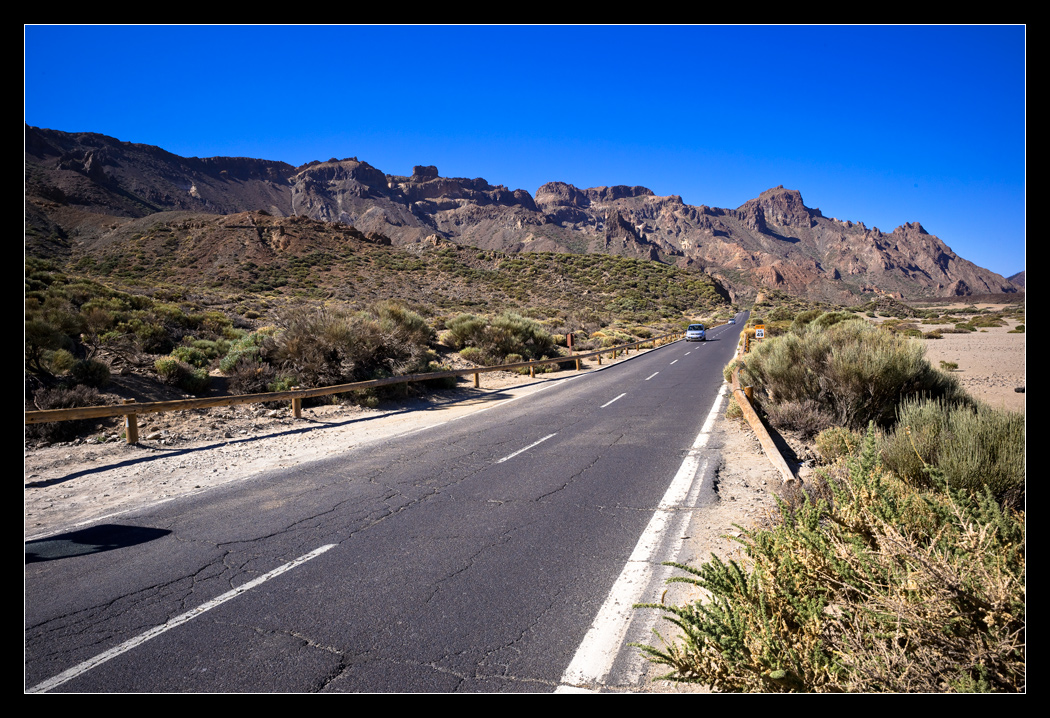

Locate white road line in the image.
[669,360,678,365]
[496,433,557,464]
[600,393,627,408]
[557,385,726,691]
[27,543,337,694]
[684,352,691,356]
[644,372,659,381]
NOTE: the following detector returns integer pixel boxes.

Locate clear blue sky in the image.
[25,25,1026,278]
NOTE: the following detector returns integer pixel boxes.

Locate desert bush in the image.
[45,348,77,375]
[739,320,965,430]
[764,399,836,439]
[154,357,211,395]
[443,312,555,365]
[880,397,1025,506]
[443,314,489,351]
[219,329,275,373]
[634,430,1025,692]
[812,311,858,330]
[265,302,434,390]
[226,355,278,395]
[69,359,111,389]
[788,308,823,333]
[171,345,211,368]
[26,385,105,444]
[813,426,860,464]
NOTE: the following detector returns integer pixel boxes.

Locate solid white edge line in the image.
[27,543,338,694]
[600,393,627,409]
[557,385,727,690]
[495,433,557,464]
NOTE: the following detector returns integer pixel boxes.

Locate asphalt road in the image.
[25,316,745,693]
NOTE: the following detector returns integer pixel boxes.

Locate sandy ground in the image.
[916,321,1026,414]
[23,313,1024,692]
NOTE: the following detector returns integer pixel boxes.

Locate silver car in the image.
[686,323,706,341]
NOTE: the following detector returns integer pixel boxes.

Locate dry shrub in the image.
[764,399,836,439]
[813,426,861,464]
[265,301,434,389]
[880,397,1025,507]
[739,320,966,430]
[443,311,555,365]
[634,430,1025,692]
[26,385,105,444]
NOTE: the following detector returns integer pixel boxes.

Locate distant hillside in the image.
[1007,270,1025,289]
[46,209,730,324]
[25,126,1016,303]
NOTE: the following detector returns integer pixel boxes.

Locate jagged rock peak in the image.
[894,221,928,235]
[583,185,655,202]
[411,165,439,181]
[535,181,591,208]
[739,185,820,227]
[295,158,387,187]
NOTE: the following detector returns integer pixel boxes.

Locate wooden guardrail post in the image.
[474,372,480,388]
[597,352,602,365]
[530,365,535,378]
[123,399,138,445]
[575,358,581,371]
[291,389,302,419]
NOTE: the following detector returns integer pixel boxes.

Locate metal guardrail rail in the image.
[26,331,683,442]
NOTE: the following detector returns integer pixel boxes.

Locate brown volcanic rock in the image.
[26,126,296,220]
[25,127,1016,303]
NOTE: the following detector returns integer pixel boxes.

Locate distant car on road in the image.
[686,324,706,341]
[728,318,736,324]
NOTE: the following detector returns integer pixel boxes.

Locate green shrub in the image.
[443,312,555,364]
[788,308,823,333]
[171,345,211,368]
[154,357,211,395]
[459,346,485,365]
[813,426,860,464]
[70,358,111,388]
[880,397,1025,505]
[939,360,959,372]
[443,314,489,351]
[634,429,1025,692]
[739,320,965,430]
[46,348,77,375]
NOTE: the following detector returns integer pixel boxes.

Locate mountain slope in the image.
[25,126,1016,302]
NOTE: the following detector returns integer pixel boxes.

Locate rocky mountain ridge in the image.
[25,126,1017,302]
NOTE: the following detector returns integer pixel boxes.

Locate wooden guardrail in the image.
[25,331,683,442]
[730,345,797,485]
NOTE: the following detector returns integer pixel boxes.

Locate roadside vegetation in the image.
[637,301,1025,692]
[26,238,731,443]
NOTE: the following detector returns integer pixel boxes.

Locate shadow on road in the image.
[26,524,170,563]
